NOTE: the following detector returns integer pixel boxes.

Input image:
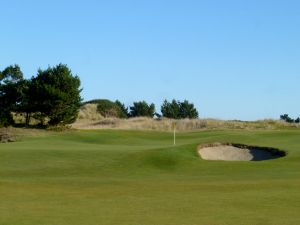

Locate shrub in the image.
[129,101,155,118]
[161,100,180,119]
[96,99,128,118]
[0,111,14,127]
[115,100,129,118]
[161,99,199,119]
[280,114,295,123]
[97,99,120,118]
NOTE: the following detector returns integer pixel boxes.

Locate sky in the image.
[1,0,300,120]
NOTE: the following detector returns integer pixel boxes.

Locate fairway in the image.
[1,129,300,225]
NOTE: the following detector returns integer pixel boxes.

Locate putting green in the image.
[0,129,300,225]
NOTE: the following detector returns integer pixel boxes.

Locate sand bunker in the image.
[198,143,285,161]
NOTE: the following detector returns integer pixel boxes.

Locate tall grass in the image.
[73,116,298,131]
[73,104,298,130]
[73,104,299,131]
[77,103,103,120]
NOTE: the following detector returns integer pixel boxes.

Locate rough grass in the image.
[77,103,103,120]
[74,104,299,131]
[0,129,300,225]
[73,116,298,131]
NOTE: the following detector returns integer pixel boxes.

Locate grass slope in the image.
[0,129,300,225]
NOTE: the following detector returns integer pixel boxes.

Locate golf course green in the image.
[1,129,300,225]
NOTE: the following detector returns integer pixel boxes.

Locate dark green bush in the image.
[30,64,82,126]
[280,114,295,123]
[161,99,198,119]
[96,99,128,118]
[129,101,155,118]
[0,110,14,127]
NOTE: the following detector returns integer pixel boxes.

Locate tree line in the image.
[0,64,81,127]
[84,99,199,119]
[280,114,300,124]
[0,64,199,127]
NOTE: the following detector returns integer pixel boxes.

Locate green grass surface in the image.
[1,129,300,225]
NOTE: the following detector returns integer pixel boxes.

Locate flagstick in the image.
[173,122,176,146]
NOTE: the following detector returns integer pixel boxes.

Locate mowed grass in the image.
[1,129,300,225]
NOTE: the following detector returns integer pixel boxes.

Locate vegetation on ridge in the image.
[0,64,81,127]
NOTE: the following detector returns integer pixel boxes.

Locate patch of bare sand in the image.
[198,143,281,161]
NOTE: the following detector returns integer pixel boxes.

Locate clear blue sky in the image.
[1,0,300,120]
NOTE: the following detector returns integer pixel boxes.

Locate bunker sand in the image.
[198,143,285,161]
